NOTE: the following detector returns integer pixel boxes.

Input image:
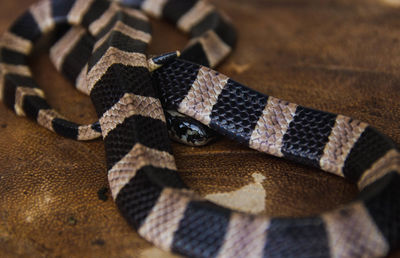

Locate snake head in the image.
[148,51,181,72]
[165,110,218,146]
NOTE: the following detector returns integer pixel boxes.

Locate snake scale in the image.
[0,0,399,257]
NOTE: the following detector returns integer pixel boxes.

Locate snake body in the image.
[1,0,399,257]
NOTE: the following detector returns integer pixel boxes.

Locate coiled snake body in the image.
[0,0,399,257]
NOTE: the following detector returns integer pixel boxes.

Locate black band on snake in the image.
[0,0,399,257]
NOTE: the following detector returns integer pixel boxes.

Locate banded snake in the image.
[0,0,399,257]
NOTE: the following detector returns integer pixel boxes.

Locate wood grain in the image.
[0,0,399,257]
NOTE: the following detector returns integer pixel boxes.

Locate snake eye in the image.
[164,110,218,146]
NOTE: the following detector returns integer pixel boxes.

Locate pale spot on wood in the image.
[226,62,251,74]
[24,194,54,223]
[205,173,266,214]
[381,0,400,6]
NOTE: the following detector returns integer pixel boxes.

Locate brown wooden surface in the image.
[1,0,400,257]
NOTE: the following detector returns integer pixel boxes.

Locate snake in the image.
[0,0,399,257]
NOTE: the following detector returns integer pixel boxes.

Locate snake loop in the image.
[0,0,399,257]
